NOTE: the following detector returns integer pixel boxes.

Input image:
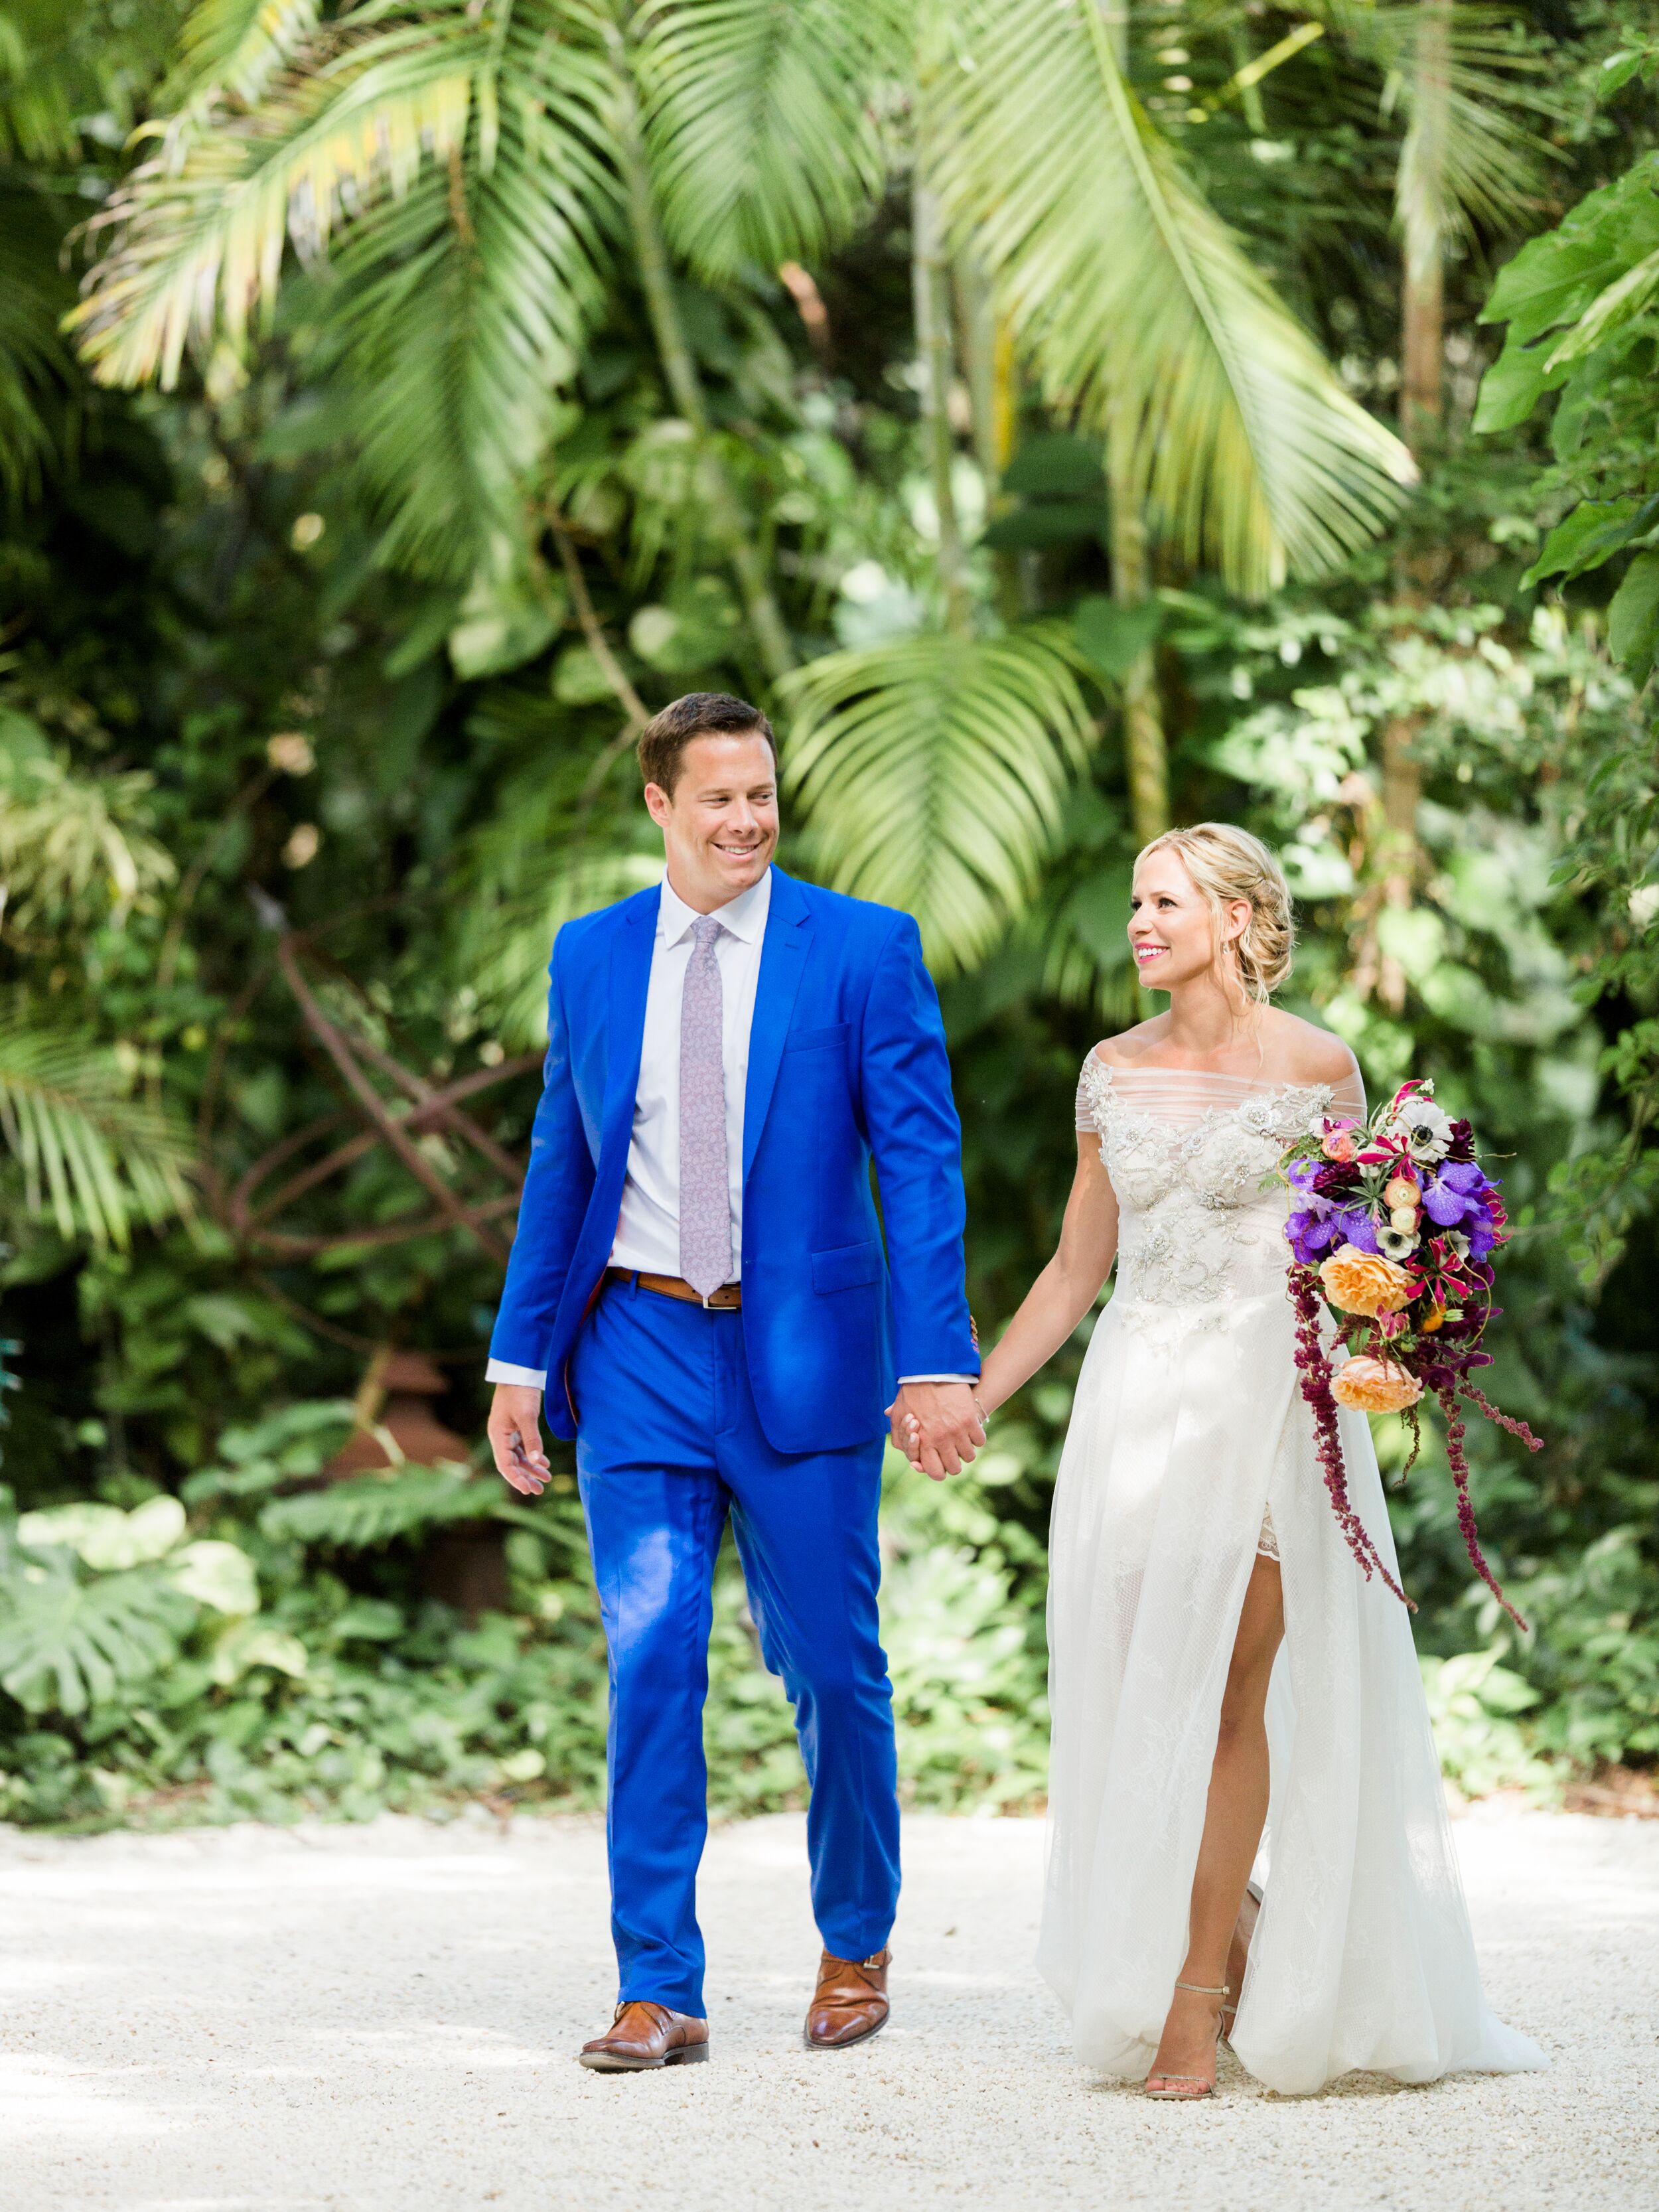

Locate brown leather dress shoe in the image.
[804,1948,891,2049]
[578,2000,709,2071]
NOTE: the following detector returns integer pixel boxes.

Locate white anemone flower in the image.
[1377,1223,1419,1260]
[1396,1098,1453,1163]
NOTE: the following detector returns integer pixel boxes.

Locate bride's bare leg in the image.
[1147,1552,1285,2089]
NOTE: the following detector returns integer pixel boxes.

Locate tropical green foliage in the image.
[929,0,1415,593]
[0,1427,1048,1824]
[60,0,1445,962]
[782,628,1096,968]
[1477,30,1659,1297]
[0,0,1654,1829]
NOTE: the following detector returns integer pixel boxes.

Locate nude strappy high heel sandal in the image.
[1144,1980,1228,2099]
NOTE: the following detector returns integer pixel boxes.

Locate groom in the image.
[486,692,983,2070]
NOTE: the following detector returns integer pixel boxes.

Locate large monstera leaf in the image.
[0,1554,194,1716]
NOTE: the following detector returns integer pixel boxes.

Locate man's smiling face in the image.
[644,731,780,910]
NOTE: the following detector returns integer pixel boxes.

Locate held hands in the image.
[488,1384,552,1497]
[887,1380,987,1482]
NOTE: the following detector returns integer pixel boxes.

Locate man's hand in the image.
[488,1384,552,1497]
[887,1380,984,1482]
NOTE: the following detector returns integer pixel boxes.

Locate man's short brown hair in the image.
[637,692,776,796]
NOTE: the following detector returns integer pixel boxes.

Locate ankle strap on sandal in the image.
[1174,1980,1229,1996]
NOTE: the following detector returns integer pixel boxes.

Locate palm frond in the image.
[260,1462,495,1548]
[1,0,181,163]
[0,713,176,925]
[1027,859,1139,1027]
[69,19,477,388]
[0,176,75,500]
[319,41,620,580]
[161,0,323,116]
[0,0,84,164]
[1340,1,1561,277]
[781,626,1096,972]
[70,1,620,579]
[476,849,665,1045]
[638,0,901,279]
[0,1554,192,1716]
[0,1017,194,1245]
[931,0,1415,596]
[70,3,615,381]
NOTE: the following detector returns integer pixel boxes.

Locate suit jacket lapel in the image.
[744,867,811,1183]
[599,892,657,1174]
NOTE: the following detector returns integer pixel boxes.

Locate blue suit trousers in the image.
[572,1276,901,2016]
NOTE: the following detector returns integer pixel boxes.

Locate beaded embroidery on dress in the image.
[1073,1061,1342,1560]
[1039,1050,1546,2094]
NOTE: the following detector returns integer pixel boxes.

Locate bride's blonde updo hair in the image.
[1135,822,1295,1003]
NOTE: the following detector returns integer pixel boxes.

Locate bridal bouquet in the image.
[1281,1078,1540,1627]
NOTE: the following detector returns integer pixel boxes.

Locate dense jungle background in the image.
[1,0,1657,1829]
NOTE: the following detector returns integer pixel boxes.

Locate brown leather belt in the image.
[605,1266,741,1309]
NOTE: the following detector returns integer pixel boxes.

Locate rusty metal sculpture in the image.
[194,922,542,1617]
[203,926,540,1276]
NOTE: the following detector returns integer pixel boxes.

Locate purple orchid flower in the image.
[1465,1211,1499,1261]
[1333,1204,1380,1254]
[1287,1211,1344,1266]
[1422,1159,1492,1228]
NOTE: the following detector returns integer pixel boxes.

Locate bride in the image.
[943,824,1546,2097]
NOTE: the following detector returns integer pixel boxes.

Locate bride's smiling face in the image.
[1128,848,1251,991]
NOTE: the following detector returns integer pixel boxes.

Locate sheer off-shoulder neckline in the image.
[1076,1050,1366,1132]
[1085,1050,1355,1092]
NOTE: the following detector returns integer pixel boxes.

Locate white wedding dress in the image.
[1037,1055,1546,2095]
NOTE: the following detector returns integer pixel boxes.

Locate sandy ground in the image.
[0,1804,1654,2212]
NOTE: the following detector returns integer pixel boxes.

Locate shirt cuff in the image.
[486,1359,547,1389]
[895,1374,979,1385]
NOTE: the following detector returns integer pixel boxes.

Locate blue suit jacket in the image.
[488,866,977,1454]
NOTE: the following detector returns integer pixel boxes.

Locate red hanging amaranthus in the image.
[1281,1078,1542,1625]
[1435,1384,1530,1631]
[1289,1267,1413,1609]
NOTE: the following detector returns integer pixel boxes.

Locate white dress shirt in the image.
[610,867,770,1282]
[486,865,970,1391]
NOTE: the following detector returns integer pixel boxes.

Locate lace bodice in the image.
[1076,1055,1366,1311]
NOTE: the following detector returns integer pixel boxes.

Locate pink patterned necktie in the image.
[679,913,732,1299]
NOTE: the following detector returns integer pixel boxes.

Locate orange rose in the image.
[1333,1356,1423,1414]
[1319,1244,1413,1317]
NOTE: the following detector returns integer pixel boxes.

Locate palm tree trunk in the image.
[954,256,1022,621]
[1400,0,1449,453]
[1098,0,1169,846]
[605,29,796,684]
[912,173,972,640]
[1110,440,1169,849]
[1377,0,1451,1009]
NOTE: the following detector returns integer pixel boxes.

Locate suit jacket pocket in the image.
[784,1020,850,1055]
[811,1238,885,1294]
